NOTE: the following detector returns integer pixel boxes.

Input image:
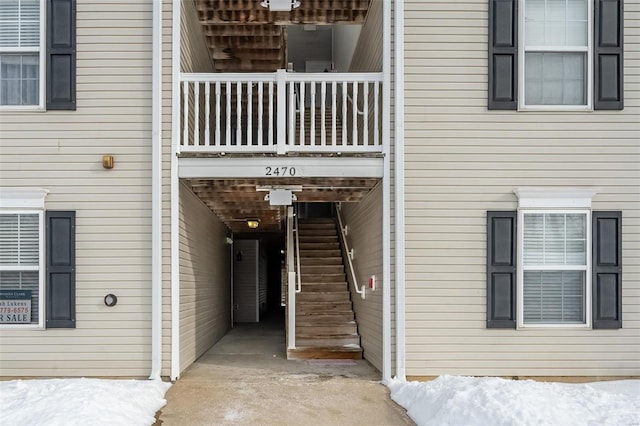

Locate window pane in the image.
[0,213,39,266]
[523,212,587,266]
[0,54,39,106]
[524,0,588,47]
[525,52,586,106]
[0,271,40,324]
[524,270,585,324]
[0,0,39,48]
[525,0,545,45]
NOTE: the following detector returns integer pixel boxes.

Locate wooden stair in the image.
[293,108,345,146]
[288,218,363,360]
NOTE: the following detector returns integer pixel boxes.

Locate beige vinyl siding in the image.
[178,183,231,374]
[342,184,384,371]
[0,0,153,377]
[403,0,640,377]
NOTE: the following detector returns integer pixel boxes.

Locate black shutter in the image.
[592,211,622,329]
[487,211,517,328]
[594,0,624,110]
[488,0,518,110]
[46,211,76,328]
[46,0,76,110]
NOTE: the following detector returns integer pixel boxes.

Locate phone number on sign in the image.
[0,307,30,314]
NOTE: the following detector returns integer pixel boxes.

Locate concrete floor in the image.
[156,312,413,426]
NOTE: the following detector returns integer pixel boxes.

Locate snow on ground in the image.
[389,376,640,426]
[0,378,171,426]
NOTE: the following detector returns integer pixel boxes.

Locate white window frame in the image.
[0,209,46,329]
[0,187,48,329]
[517,208,592,329]
[0,0,46,111]
[518,0,594,111]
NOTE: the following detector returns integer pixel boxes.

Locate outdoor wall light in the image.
[102,155,114,169]
[246,219,260,229]
[260,0,300,11]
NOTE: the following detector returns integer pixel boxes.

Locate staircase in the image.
[294,107,345,146]
[288,218,363,360]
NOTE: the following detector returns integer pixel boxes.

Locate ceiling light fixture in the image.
[260,0,300,12]
[246,219,260,229]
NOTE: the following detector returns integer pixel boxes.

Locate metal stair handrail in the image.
[335,204,366,300]
[293,208,302,293]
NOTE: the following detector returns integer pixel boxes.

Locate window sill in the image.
[0,105,46,112]
[517,323,592,330]
[517,105,593,113]
[0,324,45,330]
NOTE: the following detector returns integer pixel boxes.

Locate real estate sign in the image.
[0,290,32,324]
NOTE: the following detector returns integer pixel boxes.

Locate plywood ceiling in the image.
[194,0,370,72]
[186,177,379,232]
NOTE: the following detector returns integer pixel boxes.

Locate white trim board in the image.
[178,157,384,179]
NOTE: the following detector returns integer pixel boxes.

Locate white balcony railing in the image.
[179,70,383,154]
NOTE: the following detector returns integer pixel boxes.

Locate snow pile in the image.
[0,378,171,426]
[389,376,640,426]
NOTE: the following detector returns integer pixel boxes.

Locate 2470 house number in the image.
[265,166,297,176]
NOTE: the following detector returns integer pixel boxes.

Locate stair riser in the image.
[287,348,362,360]
[297,292,350,302]
[300,257,342,265]
[296,325,358,335]
[298,230,338,236]
[300,266,344,274]
[296,304,353,313]
[300,250,342,257]
[299,236,338,241]
[300,276,346,284]
[299,243,340,250]
[301,284,348,292]
[296,336,360,347]
[296,314,355,324]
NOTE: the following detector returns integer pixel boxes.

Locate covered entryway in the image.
[174,169,385,378]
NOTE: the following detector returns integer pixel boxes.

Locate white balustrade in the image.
[179,71,383,154]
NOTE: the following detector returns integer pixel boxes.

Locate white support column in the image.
[286,206,296,350]
[277,69,287,155]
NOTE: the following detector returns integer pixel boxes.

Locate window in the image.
[0,212,44,327]
[0,0,45,108]
[488,0,623,110]
[521,0,591,108]
[519,211,590,326]
[486,189,622,330]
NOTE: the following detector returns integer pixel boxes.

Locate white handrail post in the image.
[276,69,287,155]
[287,206,296,350]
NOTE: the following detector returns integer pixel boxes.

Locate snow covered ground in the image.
[0,378,170,426]
[1,375,638,426]
[389,376,640,426]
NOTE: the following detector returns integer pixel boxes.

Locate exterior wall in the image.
[403,0,640,377]
[178,183,231,374]
[342,185,384,371]
[0,1,153,376]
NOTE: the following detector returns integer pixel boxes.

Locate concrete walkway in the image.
[156,313,413,426]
